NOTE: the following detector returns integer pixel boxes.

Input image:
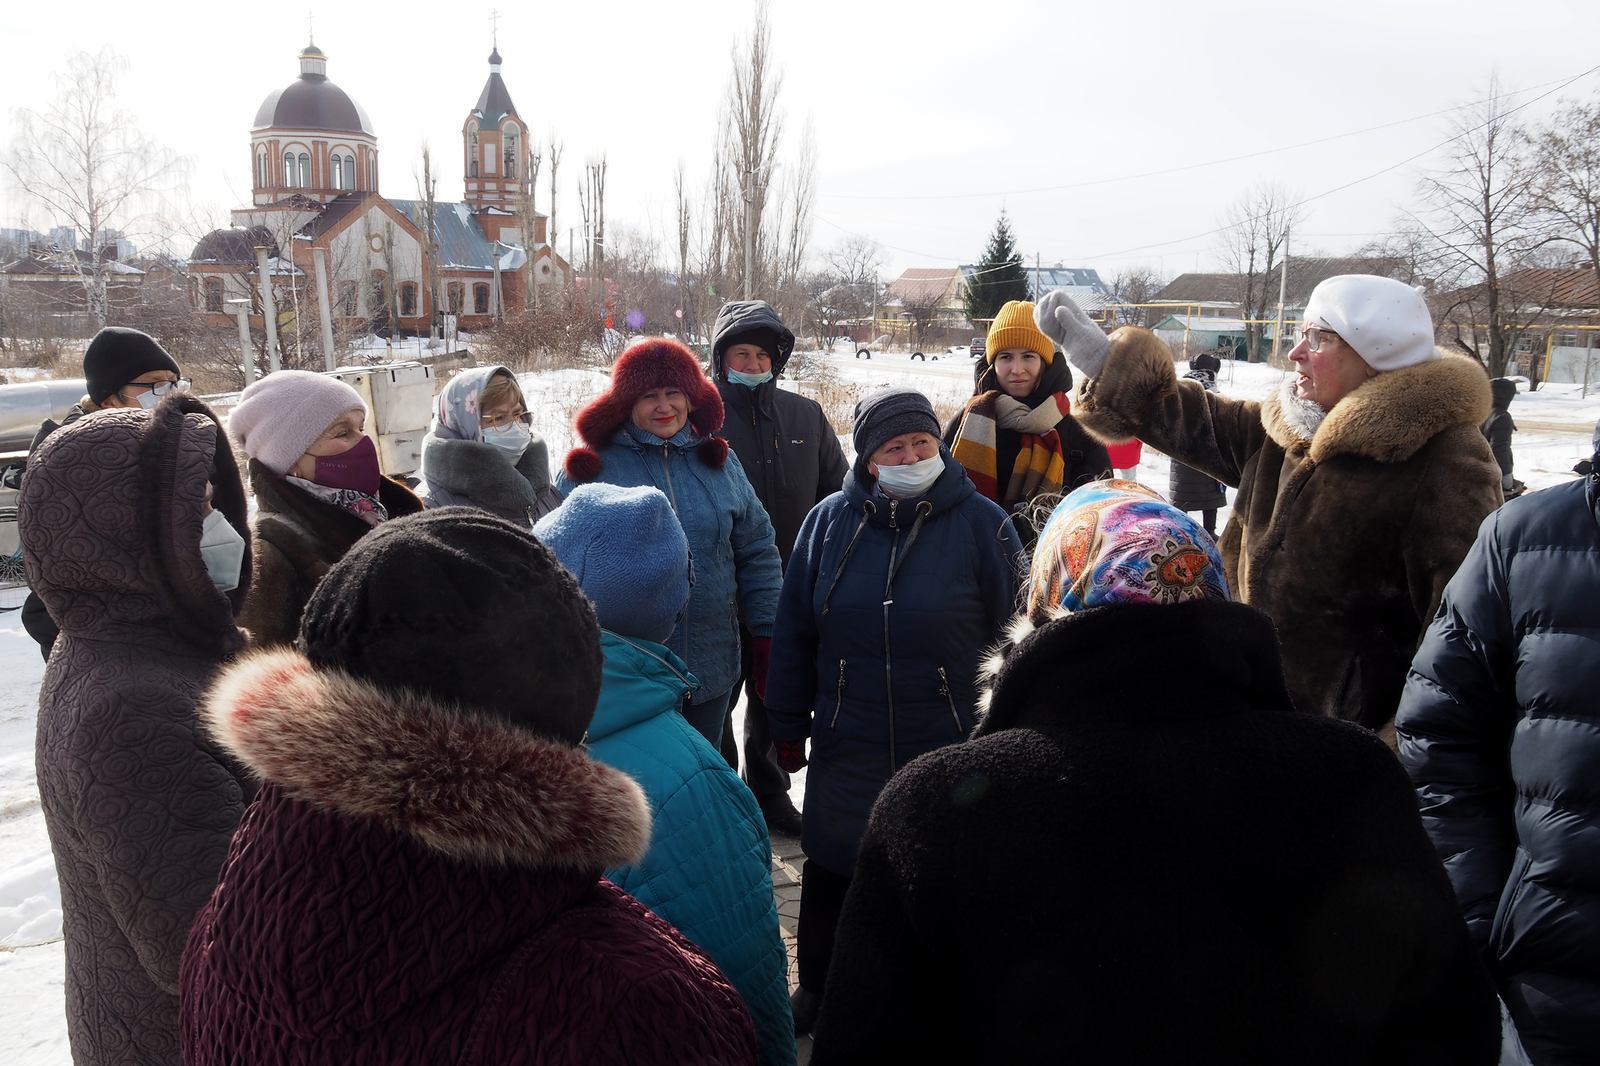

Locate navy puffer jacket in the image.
[1397,470,1600,1066]
[765,453,1024,875]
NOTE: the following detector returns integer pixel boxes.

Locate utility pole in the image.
[1273,223,1291,364]
[255,245,281,373]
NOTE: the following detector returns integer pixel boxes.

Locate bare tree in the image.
[3,48,184,329]
[417,145,443,337]
[525,138,543,310]
[1526,88,1600,282]
[727,0,784,300]
[771,119,817,325]
[1411,76,1543,377]
[1216,180,1301,362]
[579,156,608,286]
[674,161,693,340]
[1109,265,1167,326]
[548,134,563,275]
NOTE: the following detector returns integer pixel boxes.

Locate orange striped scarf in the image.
[950,390,1070,508]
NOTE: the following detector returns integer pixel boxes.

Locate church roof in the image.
[253,46,375,136]
[190,225,279,264]
[473,48,519,127]
[391,200,534,272]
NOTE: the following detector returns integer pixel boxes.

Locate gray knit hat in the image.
[852,388,940,481]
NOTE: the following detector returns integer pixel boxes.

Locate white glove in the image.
[1035,290,1112,377]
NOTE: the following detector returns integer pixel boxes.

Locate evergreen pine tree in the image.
[964,211,1031,323]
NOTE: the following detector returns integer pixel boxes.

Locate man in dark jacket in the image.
[711,300,847,836]
[1482,377,1523,498]
[1398,438,1600,1066]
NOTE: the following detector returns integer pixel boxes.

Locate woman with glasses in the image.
[227,370,424,647]
[1036,274,1501,739]
[418,366,562,527]
[22,326,192,658]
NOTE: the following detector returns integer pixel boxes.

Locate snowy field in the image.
[3,347,1597,1060]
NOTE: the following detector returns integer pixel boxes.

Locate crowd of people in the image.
[15,273,1598,1064]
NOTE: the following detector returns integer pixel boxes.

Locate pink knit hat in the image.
[228,370,367,476]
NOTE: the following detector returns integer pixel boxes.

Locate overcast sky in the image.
[2,0,1596,281]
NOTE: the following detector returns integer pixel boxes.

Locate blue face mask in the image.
[482,421,531,459]
[726,368,773,388]
[198,507,246,593]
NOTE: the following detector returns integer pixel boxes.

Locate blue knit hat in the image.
[534,484,690,643]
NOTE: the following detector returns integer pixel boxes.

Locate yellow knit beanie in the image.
[985,300,1055,364]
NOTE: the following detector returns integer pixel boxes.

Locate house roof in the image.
[295,192,371,240]
[1501,265,1600,309]
[1153,256,1413,307]
[1,251,144,276]
[190,225,279,264]
[886,267,960,305]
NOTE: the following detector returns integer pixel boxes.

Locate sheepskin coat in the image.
[238,460,424,647]
[1076,329,1501,731]
[811,600,1500,1065]
[180,649,757,1066]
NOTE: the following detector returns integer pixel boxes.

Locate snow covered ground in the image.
[2,347,1596,1059]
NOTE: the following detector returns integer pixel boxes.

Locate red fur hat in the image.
[564,337,728,482]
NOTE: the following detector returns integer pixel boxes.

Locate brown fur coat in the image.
[1076,328,1501,731]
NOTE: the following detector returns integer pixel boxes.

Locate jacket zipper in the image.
[830,658,847,729]
[884,499,900,774]
[937,666,962,736]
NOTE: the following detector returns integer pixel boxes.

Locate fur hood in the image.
[1262,352,1491,463]
[204,649,651,871]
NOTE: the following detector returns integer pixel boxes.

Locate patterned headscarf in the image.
[1027,480,1230,617]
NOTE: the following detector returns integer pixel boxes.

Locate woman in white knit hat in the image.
[1036,274,1501,740]
[227,369,424,646]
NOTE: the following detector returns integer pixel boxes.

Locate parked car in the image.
[970,336,986,361]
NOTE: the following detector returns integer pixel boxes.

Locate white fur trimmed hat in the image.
[228,370,367,475]
[1302,274,1437,372]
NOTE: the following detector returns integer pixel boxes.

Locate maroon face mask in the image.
[311,434,382,496]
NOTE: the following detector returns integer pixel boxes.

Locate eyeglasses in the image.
[122,378,192,398]
[479,408,532,429]
[1295,327,1342,354]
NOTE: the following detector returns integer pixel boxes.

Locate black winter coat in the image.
[1481,378,1518,480]
[1398,473,1600,1066]
[765,455,1023,876]
[812,600,1500,1066]
[711,301,848,564]
[239,461,425,646]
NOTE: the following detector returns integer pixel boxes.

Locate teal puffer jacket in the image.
[588,631,795,1066]
[557,424,782,698]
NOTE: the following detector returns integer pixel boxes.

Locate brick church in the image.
[189,40,570,339]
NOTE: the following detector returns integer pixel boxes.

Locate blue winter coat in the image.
[587,631,794,1066]
[765,452,1025,875]
[1398,472,1600,1066]
[557,423,783,699]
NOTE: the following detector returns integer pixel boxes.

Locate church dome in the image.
[252,43,374,137]
[190,225,278,264]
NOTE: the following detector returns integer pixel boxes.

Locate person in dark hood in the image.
[809,482,1499,1064]
[944,300,1110,545]
[22,325,189,659]
[765,387,1024,1035]
[710,300,848,837]
[1482,377,1523,498]
[21,392,256,1066]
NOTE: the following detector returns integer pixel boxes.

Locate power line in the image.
[819,70,1595,204]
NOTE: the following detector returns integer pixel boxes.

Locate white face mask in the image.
[199,507,246,593]
[873,453,944,498]
[482,421,532,459]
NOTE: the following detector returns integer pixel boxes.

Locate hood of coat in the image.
[421,431,553,502]
[20,393,250,655]
[843,448,975,526]
[205,648,651,870]
[711,299,795,378]
[430,364,513,443]
[974,600,1294,735]
[587,630,699,741]
[1261,351,1491,464]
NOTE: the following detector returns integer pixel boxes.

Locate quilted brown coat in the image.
[20,395,255,1065]
[1076,329,1501,731]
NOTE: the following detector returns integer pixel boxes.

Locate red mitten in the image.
[751,636,772,700]
[774,738,808,773]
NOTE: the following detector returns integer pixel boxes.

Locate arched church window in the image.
[331,155,343,190]
[298,154,311,188]
[204,277,223,313]
[473,284,490,314]
[346,155,357,189]
[283,152,295,187]
[399,282,417,316]
[504,130,517,179]
[256,152,267,187]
